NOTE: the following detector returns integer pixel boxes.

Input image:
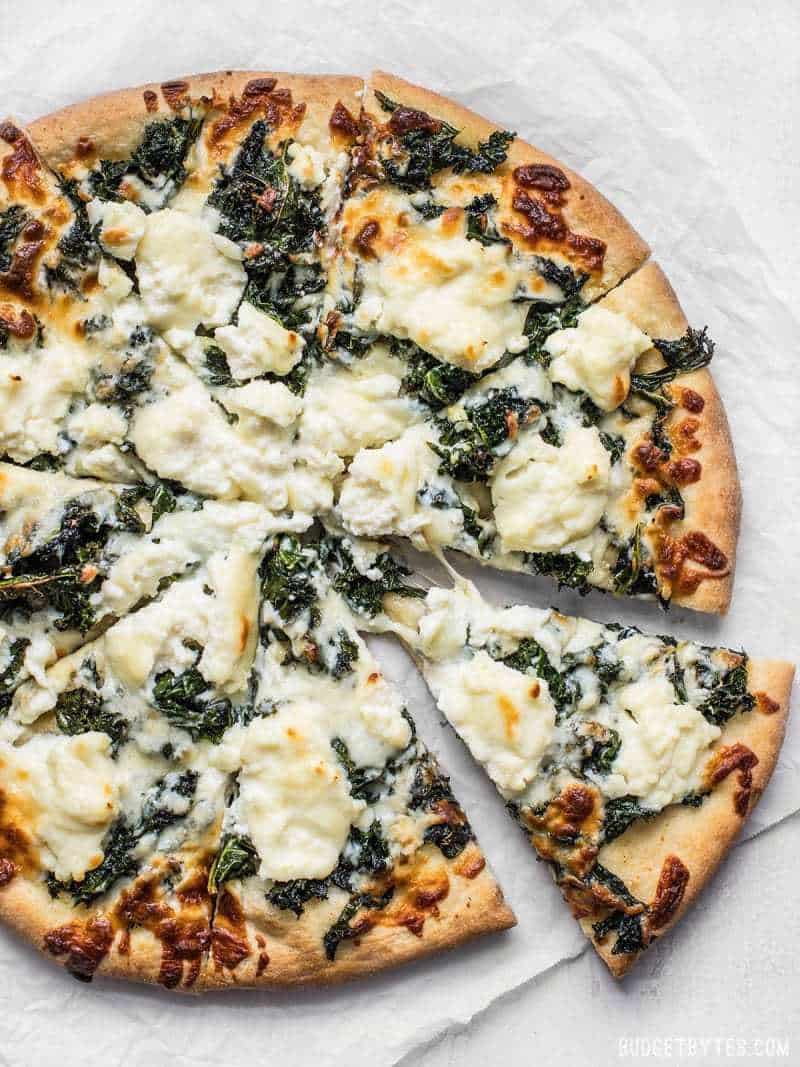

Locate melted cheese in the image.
[546,305,652,412]
[213,302,305,379]
[491,426,611,552]
[353,211,530,372]
[425,650,556,796]
[0,733,120,880]
[300,348,416,456]
[214,712,365,882]
[286,142,327,189]
[597,676,721,809]
[86,198,147,260]
[219,380,303,427]
[136,208,245,337]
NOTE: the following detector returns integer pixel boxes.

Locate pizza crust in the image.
[366,71,650,299]
[599,260,741,613]
[26,71,363,175]
[583,657,794,976]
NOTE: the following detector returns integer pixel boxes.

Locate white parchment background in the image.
[0,2,798,1064]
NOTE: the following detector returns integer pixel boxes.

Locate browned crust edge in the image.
[367,70,650,298]
[599,260,741,614]
[583,657,794,976]
[26,70,364,171]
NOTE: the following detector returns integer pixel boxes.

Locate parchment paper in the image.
[0,3,797,1065]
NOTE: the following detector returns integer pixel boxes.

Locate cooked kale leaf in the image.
[630,327,714,393]
[409,752,474,858]
[48,772,198,904]
[431,387,536,483]
[464,193,510,247]
[327,540,424,617]
[0,637,30,715]
[697,659,754,726]
[207,834,260,892]
[611,525,659,598]
[54,686,128,751]
[602,795,653,843]
[87,115,202,204]
[396,339,477,411]
[260,535,319,622]
[525,551,593,595]
[152,666,234,742]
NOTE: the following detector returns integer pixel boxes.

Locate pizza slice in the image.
[0,519,267,985]
[376,575,792,975]
[198,529,513,988]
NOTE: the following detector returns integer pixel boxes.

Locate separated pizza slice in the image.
[0,517,269,986]
[334,260,739,613]
[376,576,792,976]
[197,529,513,988]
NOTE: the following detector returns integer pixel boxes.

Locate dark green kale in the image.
[0,499,114,631]
[207,122,324,326]
[602,795,653,843]
[326,629,359,679]
[113,479,178,535]
[464,193,510,247]
[583,727,621,775]
[396,339,477,411]
[331,737,394,802]
[54,686,128,751]
[92,325,157,412]
[260,536,318,622]
[207,834,260,892]
[0,637,30,715]
[327,540,424,618]
[152,666,234,742]
[48,772,198,904]
[667,652,688,703]
[431,387,536,482]
[611,525,659,597]
[88,116,203,204]
[630,327,714,393]
[267,876,330,916]
[501,639,577,718]
[0,204,29,273]
[409,752,474,858]
[19,453,60,472]
[588,863,646,955]
[374,90,514,192]
[525,551,593,594]
[203,345,236,387]
[522,265,587,366]
[645,484,685,519]
[697,659,754,726]
[323,889,395,961]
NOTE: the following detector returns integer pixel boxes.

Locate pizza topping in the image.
[143,89,159,113]
[648,854,689,931]
[213,300,304,379]
[43,916,114,982]
[513,163,570,204]
[161,80,190,109]
[86,197,147,260]
[680,387,705,413]
[545,305,652,411]
[0,126,42,198]
[330,100,360,140]
[705,741,758,816]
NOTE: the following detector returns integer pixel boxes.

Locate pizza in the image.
[0,68,791,989]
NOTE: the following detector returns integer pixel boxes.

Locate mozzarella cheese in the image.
[214,710,365,882]
[219,380,303,427]
[0,733,120,880]
[213,301,305,379]
[492,426,611,552]
[426,650,556,796]
[300,348,416,456]
[67,402,128,447]
[86,198,147,260]
[136,208,245,336]
[597,676,721,809]
[353,212,531,372]
[546,305,652,412]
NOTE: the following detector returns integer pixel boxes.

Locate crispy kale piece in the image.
[396,339,477,411]
[697,659,755,726]
[207,834,260,892]
[325,629,359,679]
[431,386,536,483]
[525,551,593,594]
[501,638,578,718]
[464,193,510,247]
[260,535,319,622]
[202,345,236,387]
[601,795,653,844]
[327,540,424,618]
[589,864,647,956]
[374,90,514,191]
[207,121,324,326]
[409,752,474,859]
[322,888,395,960]
[152,666,234,742]
[417,482,490,552]
[0,499,115,631]
[583,727,622,775]
[87,115,203,204]
[0,204,29,273]
[54,686,128,751]
[47,772,198,904]
[92,324,157,412]
[630,327,714,393]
